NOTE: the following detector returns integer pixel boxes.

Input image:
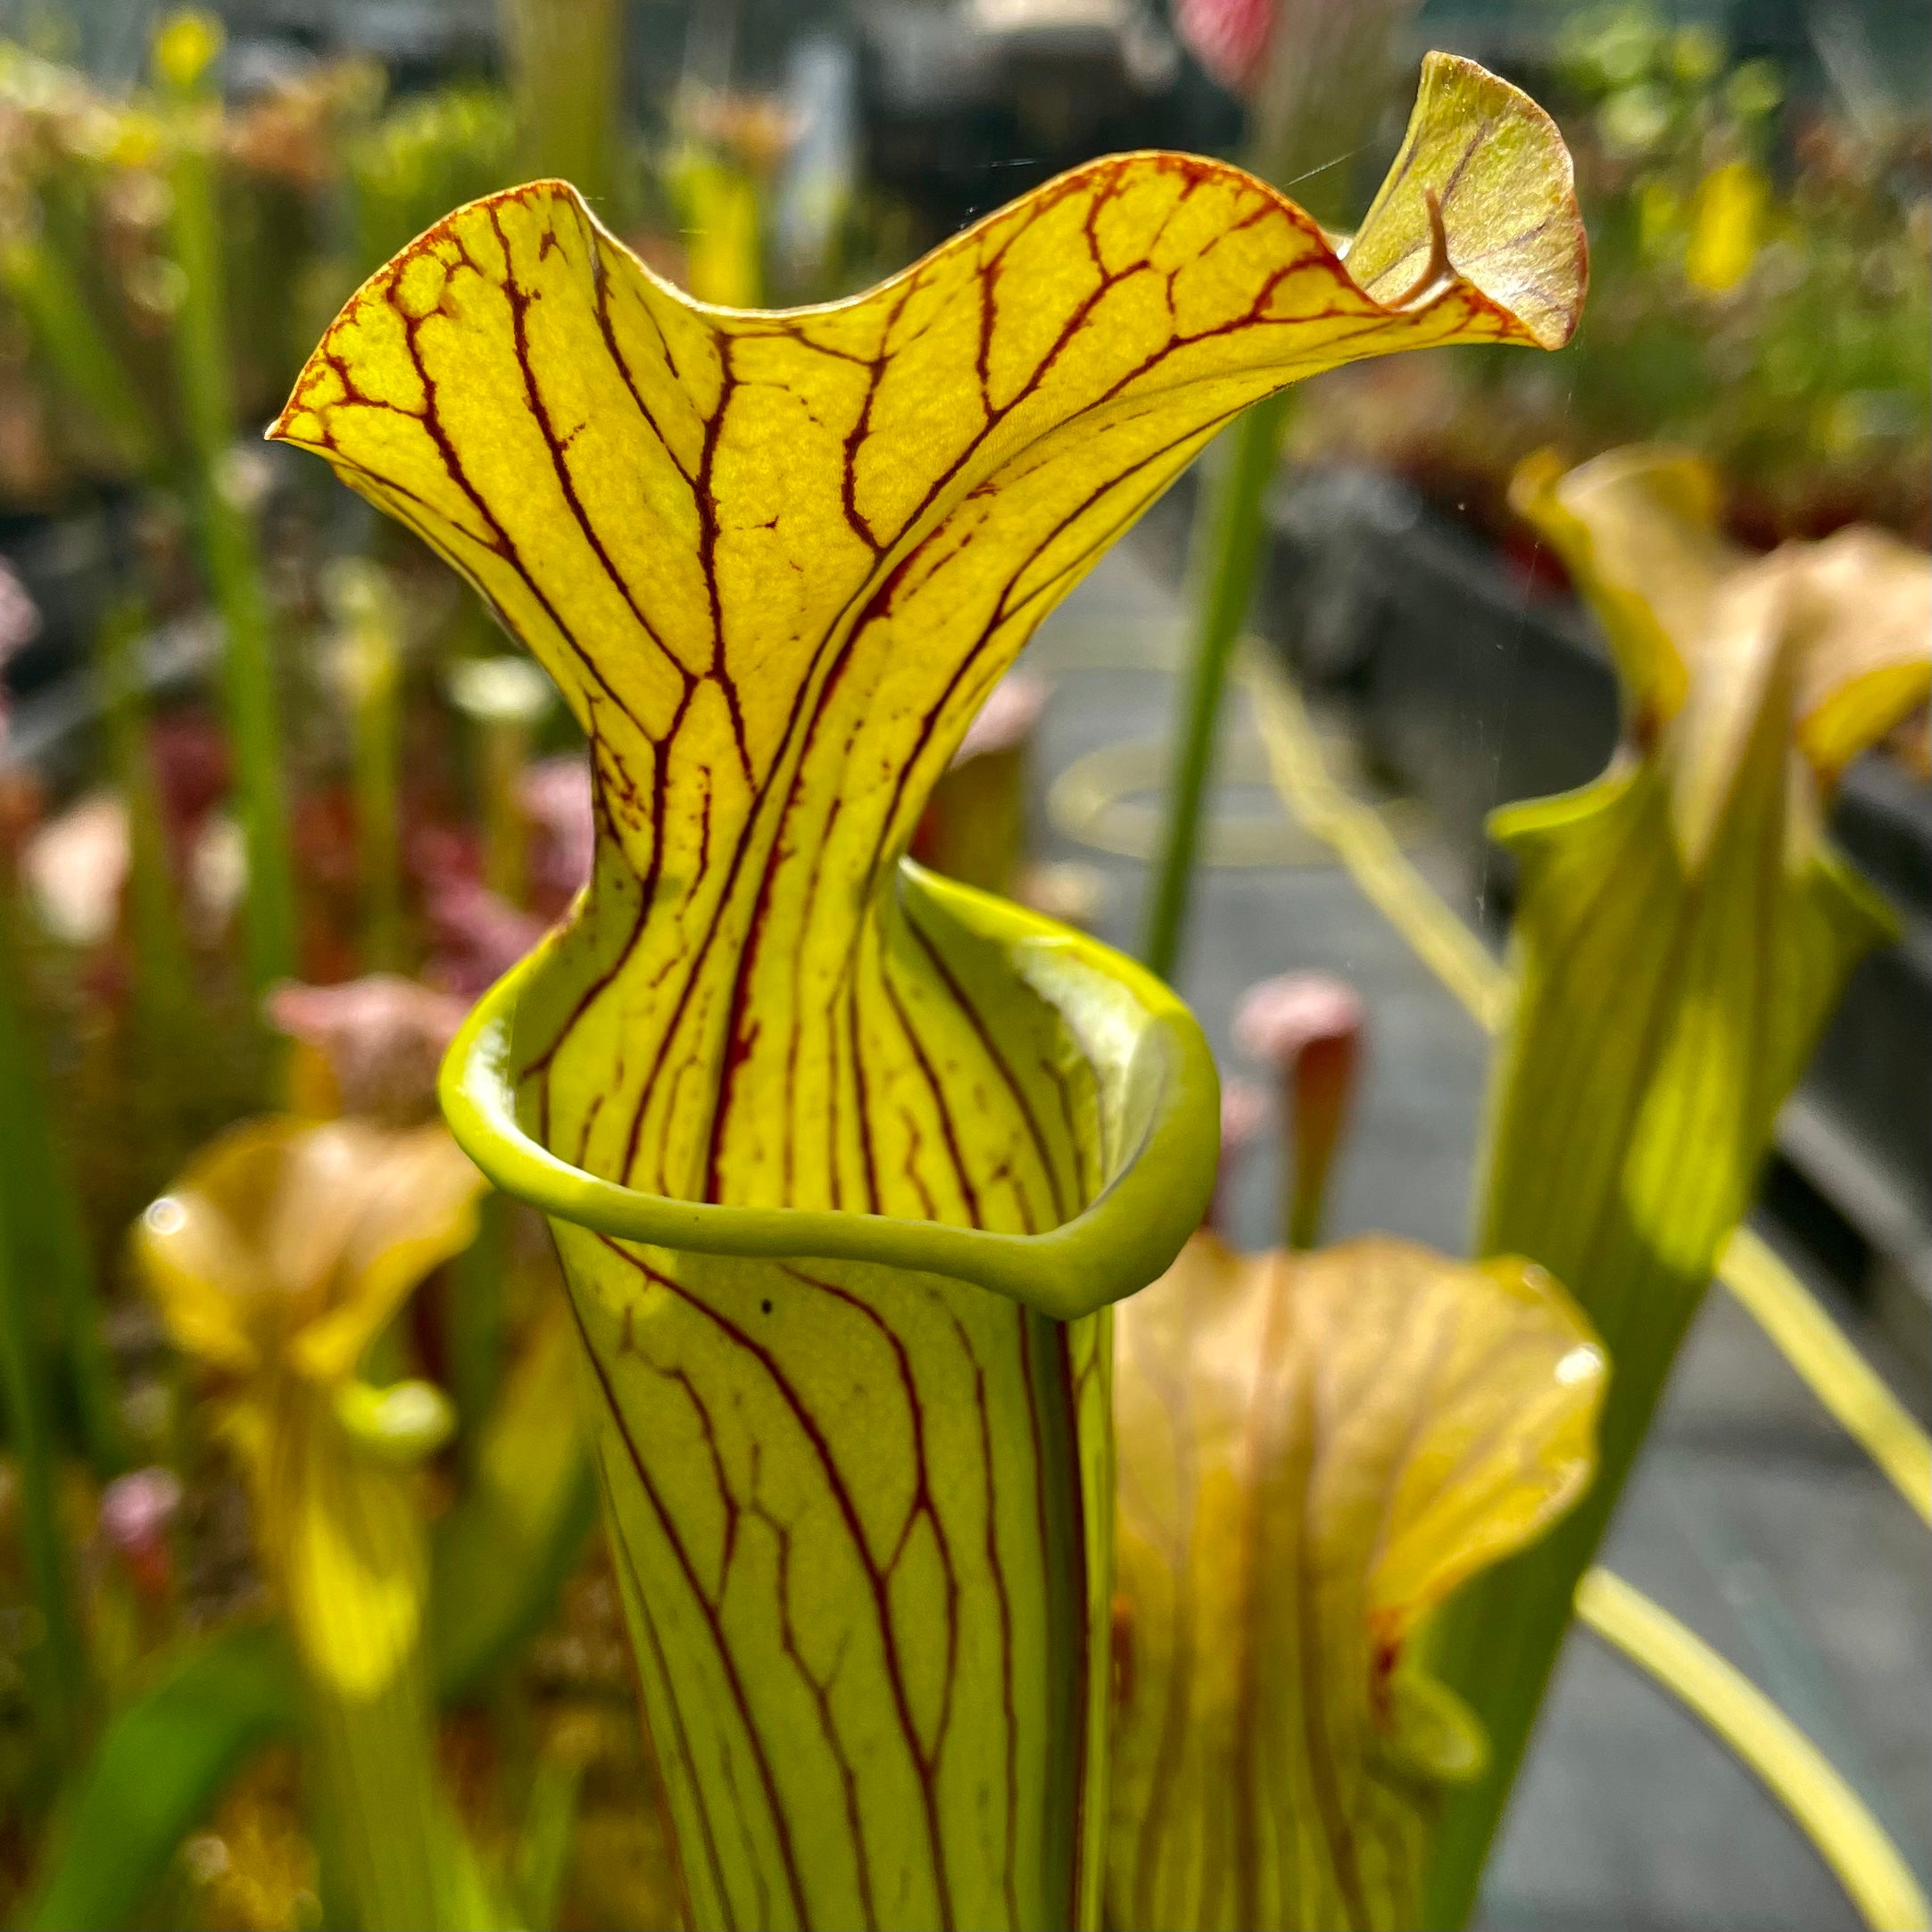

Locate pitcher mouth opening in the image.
[438,861,1219,1323]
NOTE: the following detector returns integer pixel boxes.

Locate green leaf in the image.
[274,56,1584,1928]
[429,1294,598,1699]
[23,1622,298,1932]
[1109,1232,1603,1932]
[1423,446,1932,1927]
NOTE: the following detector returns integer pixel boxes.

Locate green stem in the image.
[0,230,163,479]
[1286,1182,1323,1255]
[99,601,198,1083]
[0,927,90,1745]
[0,904,123,1480]
[309,1653,451,1932]
[164,91,297,994]
[513,1751,585,1931]
[480,718,527,908]
[203,485,297,992]
[501,0,623,207]
[340,572,404,972]
[1139,392,1289,981]
[445,1190,505,1473]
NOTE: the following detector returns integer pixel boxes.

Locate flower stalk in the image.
[447,656,551,909]
[98,598,199,1107]
[156,11,297,996]
[1141,0,1426,983]
[1140,389,1291,980]
[500,0,622,211]
[326,562,406,972]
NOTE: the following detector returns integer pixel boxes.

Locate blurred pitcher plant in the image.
[1110,1230,1603,1930]
[259,51,1586,1929]
[133,1118,487,1928]
[1423,446,1932,1923]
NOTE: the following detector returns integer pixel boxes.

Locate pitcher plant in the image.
[269,53,1586,1928]
[1110,1231,1604,1930]
[132,1119,487,1928]
[1423,446,1932,1924]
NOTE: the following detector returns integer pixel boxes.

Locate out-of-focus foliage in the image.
[0,32,917,509]
[1291,5,1930,544]
[0,40,381,495]
[1549,7,1930,542]
[346,87,517,290]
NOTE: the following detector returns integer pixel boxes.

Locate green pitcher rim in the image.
[439,861,1219,1321]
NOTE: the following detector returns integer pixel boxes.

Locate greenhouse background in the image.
[0,3,1925,1930]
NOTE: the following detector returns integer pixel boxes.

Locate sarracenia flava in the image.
[1423,447,1932,1926]
[271,54,1584,1930]
[1110,1233,1604,1932]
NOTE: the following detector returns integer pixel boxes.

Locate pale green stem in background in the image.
[1287,1165,1323,1254]
[1140,391,1290,980]
[309,1654,453,1932]
[98,600,198,1077]
[355,653,402,974]
[299,1380,487,1930]
[0,901,123,1482]
[445,1190,506,1475]
[500,0,622,208]
[162,62,297,994]
[328,562,405,972]
[479,717,527,906]
[0,926,90,1747]
[1137,0,1415,983]
[448,656,551,908]
[513,1751,586,1931]
[0,230,163,479]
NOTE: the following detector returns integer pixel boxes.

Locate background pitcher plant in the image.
[132,1120,489,1930]
[267,53,1585,1931]
[1424,446,1932,1925]
[1110,1231,1604,1932]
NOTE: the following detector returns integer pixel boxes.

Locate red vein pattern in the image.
[1108,1235,1602,1932]
[274,74,1582,1930]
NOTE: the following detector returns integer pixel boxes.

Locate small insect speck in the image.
[761,1299,773,1314]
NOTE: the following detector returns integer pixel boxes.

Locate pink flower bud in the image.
[1234,972,1364,1249]
[99,1466,183,1603]
[1174,0,1278,93]
[267,974,470,1121]
[1207,1075,1269,1233]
